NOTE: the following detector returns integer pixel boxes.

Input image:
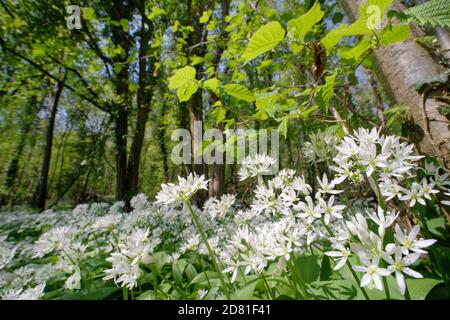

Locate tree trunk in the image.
[209,0,230,198]
[110,0,132,202]
[126,3,154,200]
[341,0,450,168]
[31,77,65,210]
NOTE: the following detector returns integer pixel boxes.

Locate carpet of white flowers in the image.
[1,128,449,300]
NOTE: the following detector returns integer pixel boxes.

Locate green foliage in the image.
[168,66,199,102]
[402,0,450,28]
[242,21,286,62]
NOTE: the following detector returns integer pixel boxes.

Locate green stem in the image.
[346,260,371,300]
[287,258,309,300]
[185,200,231,300]
[261,274,275,300]
[404,282,411,300]
[123,287,128,300]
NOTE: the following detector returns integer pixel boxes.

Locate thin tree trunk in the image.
[341,0,450,167]
[31,76,65,210]
[126,1,154,202]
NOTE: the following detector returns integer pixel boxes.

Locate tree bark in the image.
[126,2,154,200]
[341,0,450,168]
[209,0,230,198]
[31,77,65,210]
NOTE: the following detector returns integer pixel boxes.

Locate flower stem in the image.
[185,200,231,300]
[287,258,309,300]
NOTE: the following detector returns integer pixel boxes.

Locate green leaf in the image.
[212,106,227,124]
[199,10,212,24]
[295,255,321,284]
[402,0,450,28]
[242,21,286,62]
[288,2,324,45]
[190,271,220,286]
[341,38,371,61]
[83,7,96,21]
[425,216,446,238]
[320,255,333,281]
[203,77,221,94]
[168,66,199,102]
[379,24,411,46]
[407,278,442,300]
[317,74,337,113]
[278,117,289,139]
[321,0,394,51]
[185,264,198,282]
[233,279,260,300]
[224,84,255,102]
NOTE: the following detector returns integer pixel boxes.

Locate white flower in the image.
[238,154,277,181]
[394,224,436,255]
[205,194,236,220]
[155,173,209,207]
[325,241,351,270]
[382,245,422,295]
[418,180,439,200]
[368,207,398,237]
[399,183,424,207]
[316,174,343,196]
[1,283,46,300]
[353,256,391,290]
[319,195,345,225]
[295,196,323,223]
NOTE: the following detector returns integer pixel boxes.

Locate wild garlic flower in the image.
[204,194,236,220]
[325,241,351,270]
[368,207,398,237]
[103,228,159,289]
[382,245,422,295]
[394,224,436,255]
[353,256,391,290]
[238,154,277,181]
[155,173,209,207]
[332,128,422,184]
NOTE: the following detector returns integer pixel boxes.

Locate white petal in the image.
[360,273,371,287]
[395,272,406,295]
[403,267,423,279]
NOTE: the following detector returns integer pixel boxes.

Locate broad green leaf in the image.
[253,110,269,121]
[320,255,333,281]
[379,24,411,45]
[341,38,371,60]
[203,77,221,94]
[288,2,324,47]
[185,264,198,282]
[321,0,394,51]
[212,106,227,124]
[224,84,255,102]
[242,21,286,62]
[406,278,442,300]
[295,255,321,284]
[190,271,220,286]
[425,216,446,238]
[168,66,199,102]
[233,279,260,300]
